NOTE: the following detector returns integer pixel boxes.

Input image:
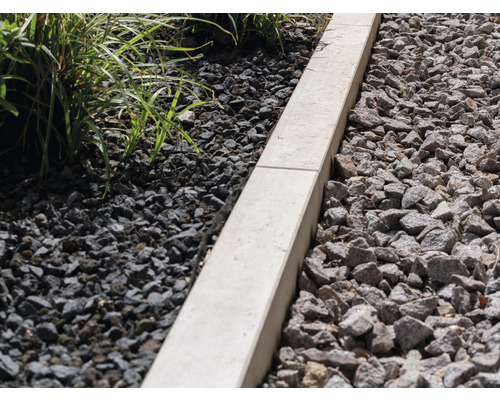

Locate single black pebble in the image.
[35,322,59,342]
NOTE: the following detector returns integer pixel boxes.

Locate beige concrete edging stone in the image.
[141,13,381,388]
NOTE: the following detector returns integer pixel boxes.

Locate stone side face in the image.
[142,14,381,388]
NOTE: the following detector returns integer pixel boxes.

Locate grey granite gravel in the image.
[263,13,500,388]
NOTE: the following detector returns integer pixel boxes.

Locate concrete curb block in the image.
[141,13,381,388]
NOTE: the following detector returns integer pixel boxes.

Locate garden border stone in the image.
[141,13,381,388]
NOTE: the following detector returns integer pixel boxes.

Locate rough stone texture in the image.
[300,348,360,371]
[401,186,431,209]
[276,369,300,387]
[463,215,496,236]
[346,245,376,267]
[386,350,423,388]
[442,362,476,388]
[369,323,394,354]
[450,274,486,292]
[264,13,500,389]
[394,316,434,351]
[431,201,453,221]
[484,297,500,320]
[352,262,383,285]
[420,353,452,376]
[399,296,438,321]
[303,257,331,287]
[389,283,418,304]
[338,304,378,337]
[477,372,500,387]
[324,207,348,226]
[472,349,500,372]
[394,157,414,179]
[334,154,358,179]
[325,373,354,388]
[424,329,463,356]
[353,357,386,388]
[399,213,438,235]
[301,361,329,388]
[325,181,349,202]
[427,256,469,283]
[421,229,457,253]
[295,292,330,321]
[348,108,382,129]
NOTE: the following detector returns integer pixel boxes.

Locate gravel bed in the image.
[262,13,500,388]
[0,18,326,388]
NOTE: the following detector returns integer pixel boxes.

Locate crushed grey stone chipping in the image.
[262,13,500,388]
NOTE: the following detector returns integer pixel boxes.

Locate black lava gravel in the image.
[0,18,327,388]
[262,13,500,388]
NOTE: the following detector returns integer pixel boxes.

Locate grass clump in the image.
[0,13,212,195]
[180,13,294,51]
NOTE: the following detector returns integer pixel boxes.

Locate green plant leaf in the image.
[0,97,19,116]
